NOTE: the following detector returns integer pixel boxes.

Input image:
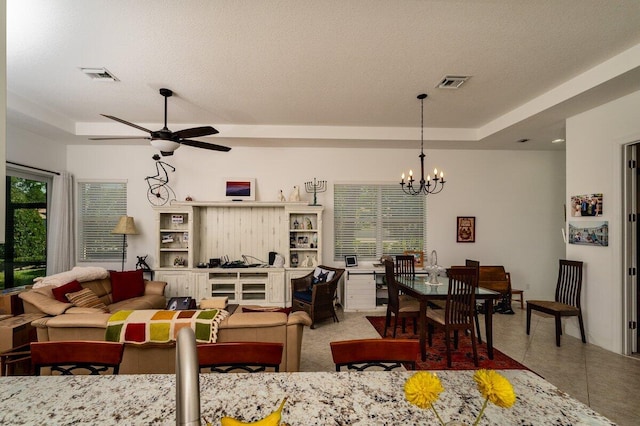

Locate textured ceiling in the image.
[6,0,640,151]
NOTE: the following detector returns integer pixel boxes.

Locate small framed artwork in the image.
[344,255,358,267]
[223,178,256,201]
[404,250,424,268]
[568,221,608,246]
[570,193,603,217]
[457,216,476,243]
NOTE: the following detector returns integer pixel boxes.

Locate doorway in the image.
[623,143,640,354]
[0,171,50,290]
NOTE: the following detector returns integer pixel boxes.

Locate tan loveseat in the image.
[20,277,168,316]
[31,309,311,373]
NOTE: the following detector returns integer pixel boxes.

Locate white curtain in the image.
[47,171,75,275]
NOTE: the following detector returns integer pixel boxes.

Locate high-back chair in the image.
[395,255,416,277]
[30,341,125,375]
[330,338,419,371]
[426,267,479,368]
[526,259,586,346]
[465,259,483,343]
[197,342,284,373]
[384,259,420,337]
[291,265,345,329]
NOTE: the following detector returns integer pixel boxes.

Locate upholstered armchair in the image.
[291,265,345,329]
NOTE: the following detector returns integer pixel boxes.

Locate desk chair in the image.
[526,259,586,346]
[330,338,419,371]
[384,259,420,337]
[197,342,283,373]
[426,267,479,368]
[30,341,125,375]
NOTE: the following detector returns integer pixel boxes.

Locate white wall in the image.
[566,89,640,353]
[64,143,565,301]
[7,124,67,172]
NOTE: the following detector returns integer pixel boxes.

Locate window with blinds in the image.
[77,181,127,262]
[334,184,426,261]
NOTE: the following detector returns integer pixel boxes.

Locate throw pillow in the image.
[66,288,109,313]
[312,271,329,284]
[110,269,145,303]
[313,267,336,282]
[51,280,83,303]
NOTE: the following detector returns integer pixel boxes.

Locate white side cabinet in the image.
[344,270,377,311]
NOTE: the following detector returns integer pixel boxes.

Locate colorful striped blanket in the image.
[105,309,228,344]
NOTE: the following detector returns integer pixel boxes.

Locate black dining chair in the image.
[526,259,586,346]
[384,259,420,337]
[426,267,479,368]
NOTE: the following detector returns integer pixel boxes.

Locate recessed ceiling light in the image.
[80,67,119,82]
[552,138,565,144]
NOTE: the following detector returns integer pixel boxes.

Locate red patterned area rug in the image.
[366,316,529,371]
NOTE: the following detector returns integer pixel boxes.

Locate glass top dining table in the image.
[395,274,501,361]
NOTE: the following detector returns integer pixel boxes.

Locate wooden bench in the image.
[478,266,523,311]
[479,266,511,295]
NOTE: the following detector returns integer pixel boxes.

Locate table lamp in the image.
[112,216,139,271]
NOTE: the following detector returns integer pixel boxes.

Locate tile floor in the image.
[299,306,640,426]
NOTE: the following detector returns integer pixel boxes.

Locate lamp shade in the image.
[112,216,139,235]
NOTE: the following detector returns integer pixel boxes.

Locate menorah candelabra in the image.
[305,178,327,206]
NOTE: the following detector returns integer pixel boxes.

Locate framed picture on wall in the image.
[223,178,256,201]
[457,216,476,243]
[403,250,424,268]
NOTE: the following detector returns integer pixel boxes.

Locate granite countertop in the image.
[0,370,614,425]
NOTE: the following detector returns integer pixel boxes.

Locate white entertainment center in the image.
[153,202,323,307]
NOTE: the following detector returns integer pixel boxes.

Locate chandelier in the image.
[400,93,445,195]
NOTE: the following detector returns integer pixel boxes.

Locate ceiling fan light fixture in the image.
[150,139,181,153]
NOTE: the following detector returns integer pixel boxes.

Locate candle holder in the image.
[304,178,327,206]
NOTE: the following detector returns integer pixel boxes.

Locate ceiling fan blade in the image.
[101,114,153,134]
[179,139,231,152]
[173,126,219,139]
[89,136,151,141]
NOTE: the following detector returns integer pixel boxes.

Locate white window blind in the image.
[334,184,426,260]
[77,181,127,261]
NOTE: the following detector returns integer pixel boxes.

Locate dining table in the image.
[0,370,614,425]
[395,274,501,362]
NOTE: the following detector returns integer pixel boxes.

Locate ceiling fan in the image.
[90,88,231,156]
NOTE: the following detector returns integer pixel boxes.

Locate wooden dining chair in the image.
[330,338,419,371]
[426,267,479,368]
[197,342,284,373]
[383,259,420,337]
[30,341,125,375]
[465,259,484,343]
[395,255,416,277]
[526,259,586,346]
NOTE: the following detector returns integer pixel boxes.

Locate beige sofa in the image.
[31,309,311,373]
[19,275,312,373]
[20,277,168,316]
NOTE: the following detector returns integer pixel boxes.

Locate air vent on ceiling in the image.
[80,67,119,82]
[436,75,470,89]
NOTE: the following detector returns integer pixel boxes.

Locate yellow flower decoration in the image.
[473,369,516,409]
[404,371,445,409]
